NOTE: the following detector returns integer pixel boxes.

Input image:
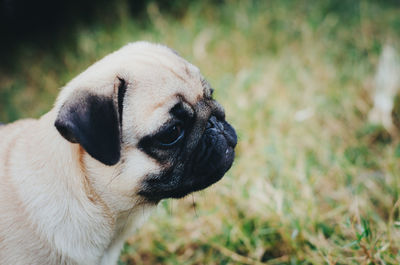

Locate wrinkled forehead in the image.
[122,52,210,137]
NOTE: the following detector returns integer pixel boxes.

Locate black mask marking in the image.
[138,99,237,202]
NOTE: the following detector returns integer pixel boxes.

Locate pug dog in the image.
[0,41,237,265]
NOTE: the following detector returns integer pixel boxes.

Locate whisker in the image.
[98,164,122,197]
[121,198,140,235]
[192,194,198,218]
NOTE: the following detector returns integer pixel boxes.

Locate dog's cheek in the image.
[119,149,163,193]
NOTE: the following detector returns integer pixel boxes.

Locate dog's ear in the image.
[55,79,127,166]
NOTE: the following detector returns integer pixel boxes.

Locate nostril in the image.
[206,116,217,129]
[207,116,225,132]
[215,123,224,132]
[206,118,213,129]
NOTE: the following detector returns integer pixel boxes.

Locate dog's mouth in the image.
[138,117,237,202]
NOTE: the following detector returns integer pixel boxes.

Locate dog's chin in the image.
[187,145,235,194]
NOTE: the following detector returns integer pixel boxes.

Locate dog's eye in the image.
[156,123,184,146]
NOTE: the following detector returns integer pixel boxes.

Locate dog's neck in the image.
[38,110,146,211]
[22,110,155,263]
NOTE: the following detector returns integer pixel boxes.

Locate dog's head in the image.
[54,42,236,203]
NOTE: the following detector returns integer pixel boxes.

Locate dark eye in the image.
[156,123,184,146]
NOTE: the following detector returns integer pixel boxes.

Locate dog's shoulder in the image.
[0,118,36,129]
[0,118,38,173]
[0,118,37,139]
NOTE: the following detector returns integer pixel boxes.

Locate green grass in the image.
[2,0,400,264]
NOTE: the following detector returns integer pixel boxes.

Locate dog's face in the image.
[55,42,236,203]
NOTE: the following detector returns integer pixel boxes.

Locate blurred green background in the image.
[2,0,400,264]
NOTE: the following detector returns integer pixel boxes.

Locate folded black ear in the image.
[55,91,121,166]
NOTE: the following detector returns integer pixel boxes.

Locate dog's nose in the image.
[207,116,224,131]
[206,116,237,148]
[223,121,237,148]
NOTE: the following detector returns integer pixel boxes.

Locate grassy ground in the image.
[2,0,400,264]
